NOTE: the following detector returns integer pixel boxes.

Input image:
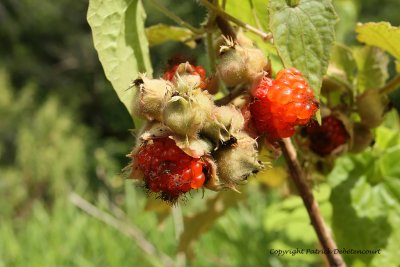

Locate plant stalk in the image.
[198,0,272,41]
[148,0,202,34]
[215,15,237,40]
[215,85,246,106]
[379,74,400,95]
[278,138,346,267]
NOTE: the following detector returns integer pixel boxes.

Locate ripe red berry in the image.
[163,63,207,89]
[134,138,206,202]
[249,68,318,140]
[306,115,349,156]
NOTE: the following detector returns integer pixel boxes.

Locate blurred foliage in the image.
[329,123,400,266]
[0,0,133,137]
[1,0,400,266]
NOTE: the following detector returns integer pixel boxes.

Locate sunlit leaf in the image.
[87,0,152,124]
[264,184,332,264]
[356,22,400,60]
[224,0,269,32]
[222,0,282,70]
[269,0,337,99]
[146,24,196,48]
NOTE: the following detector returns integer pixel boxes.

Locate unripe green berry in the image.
[244,47,269,81]
[163,91,213,137]
[217,48,248,87]
[213,133,263,186]
[216,37,268,87]
[350,123,374,153]
[131,76,172,121]
[357,90,389,128]
[202,105,244,145]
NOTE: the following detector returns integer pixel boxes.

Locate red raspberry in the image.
[135,138,206,202]
[306,115,349,156]
[249,68,318,140]
[163,63,207,89]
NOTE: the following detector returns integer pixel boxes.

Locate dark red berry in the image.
[134,138,206,202]
[249,68,318,140]
[306,115,349,156]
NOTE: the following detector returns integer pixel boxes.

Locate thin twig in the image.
[215,85,247,106]
[148,0,202,34]
[198,0,272,41]
[379,73,400,95]
[278,139,346,267]
[69,192,176,267]
[206,32,217,73]
[221,0,227,9]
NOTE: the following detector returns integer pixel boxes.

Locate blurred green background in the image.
[0,0,399,267]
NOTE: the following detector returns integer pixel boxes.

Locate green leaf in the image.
[370,213,400,267]
[356,22,400,60]
[224,0,269,32]
[353,46,389,92]
[328,127,400,266]
[269,0,337,99]
[330,175,392,265]
[146,24,196,48]
[87,0,152,121]
[265,184,331,244]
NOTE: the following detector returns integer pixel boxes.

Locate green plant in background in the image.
[1,0,400,267]
[86,0,400,266]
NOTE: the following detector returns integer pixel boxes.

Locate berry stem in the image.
[278,138,346,267]
[221,0,227,9]
[379,73,400,95]
[206,32,217,73]
[197,0,273,42]
[147,0,203,34]
[215,15,237,40]
[324,75,353,94]
[215,85,246,106]
[203,2,219,72]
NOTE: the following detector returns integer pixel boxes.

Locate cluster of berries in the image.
[129,58,262,202]
[128,34,320,202]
